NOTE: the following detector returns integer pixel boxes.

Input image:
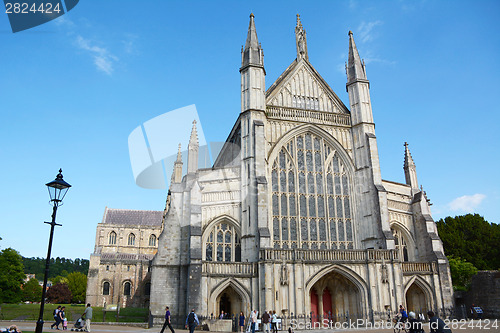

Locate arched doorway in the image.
[310,271,361,322]
[216,286,243,318]
[406,283,427,315]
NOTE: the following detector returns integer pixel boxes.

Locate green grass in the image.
[0,303,148,323]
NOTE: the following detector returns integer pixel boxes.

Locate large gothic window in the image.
[204,222,241,262]
[271,132,354,250]
[108,231,116,245]
[392,227,409,262]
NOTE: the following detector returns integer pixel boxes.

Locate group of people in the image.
[397,305,452,333]
[244,310,279,333]
[50,305,67,330]
[50,303,92,332]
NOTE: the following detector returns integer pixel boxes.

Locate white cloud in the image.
[448,194,486,212]
[76,36,118,75]
[358,20,383,43]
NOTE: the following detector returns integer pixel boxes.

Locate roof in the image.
[102,208,163,226]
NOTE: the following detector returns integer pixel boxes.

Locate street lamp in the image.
[35,169,71,333]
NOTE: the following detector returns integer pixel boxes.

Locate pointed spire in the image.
[175,143,182,163]
[295,14,308,61]
[403,142,419,190]
[171,143,183,184]
[189,120,199,147]
[241,13,264,68]
[347,31,367,85]
[187,120,199,174]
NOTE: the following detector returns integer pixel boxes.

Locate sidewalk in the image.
[1,320,499,333]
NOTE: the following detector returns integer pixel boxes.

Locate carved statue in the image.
[280,262,289,285]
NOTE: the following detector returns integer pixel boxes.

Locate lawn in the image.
[0,303,149,323]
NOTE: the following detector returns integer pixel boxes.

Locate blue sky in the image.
[1,0,499,259]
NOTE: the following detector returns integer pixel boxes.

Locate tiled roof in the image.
[103,208,163,226]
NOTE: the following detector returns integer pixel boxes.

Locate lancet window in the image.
[128,233,135,246]
[149,234,157,247]
[392,227,409,262]
[271,132,354,249]
[204,222,241,262]
[108,231,116,245]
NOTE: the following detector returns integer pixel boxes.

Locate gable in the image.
[266,59,349,114]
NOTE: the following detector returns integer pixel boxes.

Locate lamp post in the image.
[35,169,71,333]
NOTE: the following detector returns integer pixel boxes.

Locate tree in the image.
[0,248,26,303]
[66,271,87,303]
[22,278,43,302]
[52,275,68,285]
[436,214,500,270]
[448,257,478,291]
[46,282,72,304]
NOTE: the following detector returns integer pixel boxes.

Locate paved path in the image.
[1,320,499,333]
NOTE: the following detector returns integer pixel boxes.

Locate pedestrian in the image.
[428,311,451,333]
[408,311,424,333]
[59,306,66,330]
[62,317,68,330]
[160,306,175,333]
[271,311,278,333]
[82,303,93,332]
[239,312,245,332]
[250,310,258,333]
[220,310,225,319]
[185,308,199,333]
[51,305,61,329]
[262,310,271,333]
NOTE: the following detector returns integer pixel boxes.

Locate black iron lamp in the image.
[35,169,71,333]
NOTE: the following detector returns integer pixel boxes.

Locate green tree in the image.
[436,214,500,270]
[46,282,72,304]
[22,278,43,302]
[52,275,68,285]
[0,248,25,303]
[448,257,478,291]
[66,271,87,303]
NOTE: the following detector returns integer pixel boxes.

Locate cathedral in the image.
[87,14,455,326]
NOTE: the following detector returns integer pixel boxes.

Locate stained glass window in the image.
[204,222,241,262]
[271,132,354,249]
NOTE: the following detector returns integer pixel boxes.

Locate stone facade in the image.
[86,208,164,308]
[148,14,454,326]
[86,14,455,326]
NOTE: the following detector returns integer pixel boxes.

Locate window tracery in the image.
[204,222,241,262]
[392,227,409,261]
[271,132,354,249]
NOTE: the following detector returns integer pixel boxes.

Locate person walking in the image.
[51,305,61,329]
[82,303,93,332]
[262,310,271,333]
[160,306,175,333]
[185,309,199,333]
[250,310,258,333]
[239,312,245,332]
[59,306,66,330]
[271,311,278,333]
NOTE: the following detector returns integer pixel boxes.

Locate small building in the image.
[85,207,164,308]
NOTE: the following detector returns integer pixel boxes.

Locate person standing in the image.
[262,310,270,333]
[51,305,61,329]
[428,311,452,333]
[185,309,199,333]
[160,306,175,333]
[82,303,93,332]
[250,310,258,333]
[239,312,245,332]
[271,311,278,333]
